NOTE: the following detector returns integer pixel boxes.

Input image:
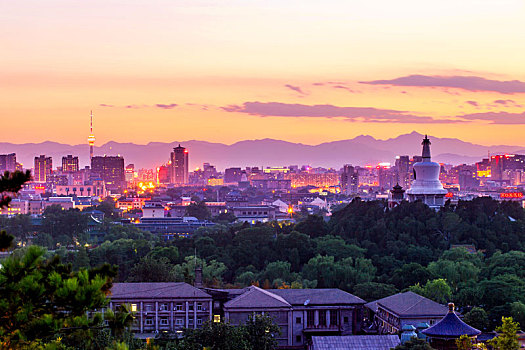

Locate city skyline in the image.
[2,1,525,146]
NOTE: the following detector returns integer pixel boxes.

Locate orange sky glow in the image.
[2,0,525,146]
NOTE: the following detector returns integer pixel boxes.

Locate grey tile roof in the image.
[110,282,211,299]
[365,291,448,317]
[268,288,366,306]
[224,286,292,309]
[311,335,401,350]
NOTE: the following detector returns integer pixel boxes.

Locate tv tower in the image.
[87,110,96,161]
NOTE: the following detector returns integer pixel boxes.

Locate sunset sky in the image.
[2,0,525,146]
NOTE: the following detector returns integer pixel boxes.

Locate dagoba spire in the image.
[422,134,431,161]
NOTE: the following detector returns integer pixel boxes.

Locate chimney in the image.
[194,266,203,288]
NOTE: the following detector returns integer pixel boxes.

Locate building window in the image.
[296,335,302,343]
[319,310,327,326]
[160,303,168,311]
[307,310,315,327]
[344,316,349,324]
[330,310,339,326]
[296,317,301,324]
[189,303,194,311]
[176,318,184,326]
[197,318,203,326]
[213,315,221,323]
[197,303,202,311]
[145,304,153,312]
[160,318,169,326]
[145,318,154,326]
[131,304,137,312]
[175,303,183,311]
[188,319,194,325]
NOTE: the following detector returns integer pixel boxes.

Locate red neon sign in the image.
[500,192,523,199]
[445,192,454,198]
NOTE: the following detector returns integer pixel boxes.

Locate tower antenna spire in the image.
[88,110,96,161]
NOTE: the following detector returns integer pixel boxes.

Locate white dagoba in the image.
[406,135,447,209]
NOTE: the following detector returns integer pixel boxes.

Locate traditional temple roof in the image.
[422,303,481,338]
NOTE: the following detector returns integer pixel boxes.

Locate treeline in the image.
[2,197,525,330]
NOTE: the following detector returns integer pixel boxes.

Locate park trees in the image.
[0,245,118,348]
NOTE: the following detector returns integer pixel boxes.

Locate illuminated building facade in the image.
[490,154,525,181]
[91,155,126,193]
[34,155,53,183]
[170,145,189,185]
[0,153,17,172]
[157,165,170,184]
[61,155,79,173]
[287,172,339,188]
[341,165,359,194]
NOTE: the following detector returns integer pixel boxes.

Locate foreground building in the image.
[309,335,400,350]
[365,291,449,334]
[223,286,366,348]
[422,303,480,350]
[109,283,212,336]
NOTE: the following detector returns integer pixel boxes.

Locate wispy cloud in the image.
[360,75,525,94]
[312,81,357,93]
[466,100,479,107]
[457,111,525,124]
[155,103,178,109]
[222,101,460,124]
[284,84,308,95]
[493,99,523,107]
[99,103,114,107]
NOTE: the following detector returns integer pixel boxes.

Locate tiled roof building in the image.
[365,291,449,334]
[109,283,212,336]
[309,335,401,350]
[223,286,366,349]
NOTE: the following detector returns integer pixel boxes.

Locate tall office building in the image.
[341,164,359,194]
[0,153,17,172]
[34,155,53,183]
[224,167,243,184]
[91,155,126,193]
[395,155,410,188]
[170,145,189,185]
[87,111,96,161]
[62,155,79,173]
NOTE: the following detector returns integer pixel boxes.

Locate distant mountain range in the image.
[1,132,523,170]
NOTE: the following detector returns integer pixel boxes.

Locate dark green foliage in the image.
[392,337,435,350]
[353,282,398,302]
[463,307,490,331]
[160,314,280,350]
[0,170,31,209]
[185,201,211,221]
[0,246,117,348]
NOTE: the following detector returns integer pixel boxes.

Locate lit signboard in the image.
[500,192,523,199]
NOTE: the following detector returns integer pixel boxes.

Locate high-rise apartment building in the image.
[61,155,79,173]
[170,145,188,185]
[91,155,126,193]
[0,153,17,172]
[34,155,53,183]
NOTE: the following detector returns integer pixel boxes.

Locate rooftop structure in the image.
[422,303,480,349]
[365,291,449,334]
[309,335,401,350]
